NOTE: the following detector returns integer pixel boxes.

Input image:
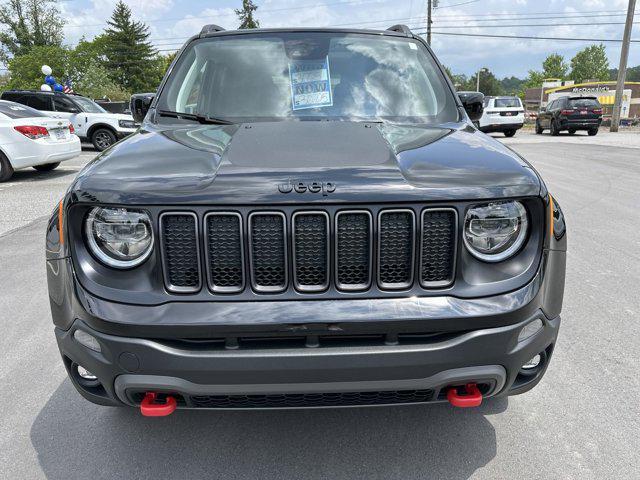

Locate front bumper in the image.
[57,313,559,409]
[50,246,565,409]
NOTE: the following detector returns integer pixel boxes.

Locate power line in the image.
[432,8,638,17]
[415,29,640,43]
[434,0,481,10]
[419,20,638,29]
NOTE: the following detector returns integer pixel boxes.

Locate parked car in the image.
[477,96,525,137]
[0,90,138,151]
[0,100,80,182]
[536,96,603,136]
[46,24,566,415]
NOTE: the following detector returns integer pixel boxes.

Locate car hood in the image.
[69,120,541,205]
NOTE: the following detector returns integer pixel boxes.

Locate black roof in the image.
[197,25,415,39]
[2,89,81,97]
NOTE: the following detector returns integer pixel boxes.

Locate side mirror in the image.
[130,93,155,123]
[69,107,81,114]
[457,91,484,122]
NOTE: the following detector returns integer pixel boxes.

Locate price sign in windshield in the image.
[288,56,333,111]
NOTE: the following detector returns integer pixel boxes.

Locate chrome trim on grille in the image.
[248,211,288,293]
[377,209,416,291]
[419,208,458,289]
[335,210,373,292]
[292,211,330,293]
[159,212,202,294]
[203,212,245,294]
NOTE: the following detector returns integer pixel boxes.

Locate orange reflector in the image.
[58,200,64,245]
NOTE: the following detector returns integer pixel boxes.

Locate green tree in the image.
[500,76,525,95]
[459,68,503,95]
[6,41,127,100]
[163,51,177,72]
[102,1,161,93]
[570,44,610,83]
[542,53,568,79]
[0,0,64,63]
[6,44,69,90]
[235,0,259,29]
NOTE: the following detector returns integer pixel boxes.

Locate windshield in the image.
[72,96,107,113]
[494,98,521,108]
[157,32,458,124]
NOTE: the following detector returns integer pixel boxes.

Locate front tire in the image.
[568,129,576,135]
[504,130,516,137]
[91,128,117,151]
[0,151,14,182]
[588,128,598,136]
[550,119,560,136]
[33,162,61,172]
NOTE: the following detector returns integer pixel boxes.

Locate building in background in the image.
[525,81,640,118]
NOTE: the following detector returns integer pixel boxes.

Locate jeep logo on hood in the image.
[278,180,336,196]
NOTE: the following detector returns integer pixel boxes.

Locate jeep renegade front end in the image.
[46,25,566,414]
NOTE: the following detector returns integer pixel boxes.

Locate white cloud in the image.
[55,0,640,77]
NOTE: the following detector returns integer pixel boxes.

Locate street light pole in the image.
[610,0,636,132]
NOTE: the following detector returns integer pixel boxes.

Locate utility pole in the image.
[427,0,432,45]
[611,0,636,132]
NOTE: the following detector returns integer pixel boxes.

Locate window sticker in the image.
[288,56,333,110]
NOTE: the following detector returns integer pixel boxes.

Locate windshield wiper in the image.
[157,110,234,125]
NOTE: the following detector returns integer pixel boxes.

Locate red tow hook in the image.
[446,383,483,408]
[140,392,177,417]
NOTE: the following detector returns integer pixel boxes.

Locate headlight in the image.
[118,119,136,129]
[463,201,528,262]
[85,207,153,268]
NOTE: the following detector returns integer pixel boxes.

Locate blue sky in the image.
[58,0,639,79]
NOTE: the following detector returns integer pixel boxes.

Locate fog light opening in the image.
[522,354,541,370]
[74,329,101,352]
[77,365,97,381]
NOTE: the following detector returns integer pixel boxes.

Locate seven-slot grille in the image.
[159,208,457,295]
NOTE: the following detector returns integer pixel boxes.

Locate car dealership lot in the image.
[1,132,639,479]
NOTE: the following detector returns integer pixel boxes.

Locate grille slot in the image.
[249,212,287,292]
[160,213,201,292]
[204,213,244,293]
[335,211,372,291]
[378,210,415,289]
[420,209,457,287]
[292,212,330,292]
[189,389,434,409]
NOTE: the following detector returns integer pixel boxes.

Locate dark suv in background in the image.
[47,24,566,416]
[536,96,602,136]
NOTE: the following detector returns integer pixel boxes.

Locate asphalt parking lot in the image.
[1,130,639,479]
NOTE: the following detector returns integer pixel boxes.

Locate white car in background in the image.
[477,96,525,137]
[1,90,138,151]
[0,100,81,182]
